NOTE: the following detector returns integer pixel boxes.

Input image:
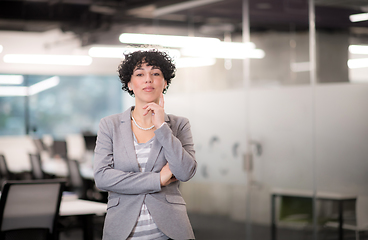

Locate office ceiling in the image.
[0,0,367,46]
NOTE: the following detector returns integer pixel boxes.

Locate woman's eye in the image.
[153,73,161,76]
[136,73,143,77]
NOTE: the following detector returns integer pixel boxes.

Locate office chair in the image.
[65,159,106,202]
[65,159,86,199]
[83,134,97,151]
[0,155,11,187]
[0,179,65,240]
[29,153,56,180]
[52,141,67,159]
[29,153,45,180]
[33,138,46,154]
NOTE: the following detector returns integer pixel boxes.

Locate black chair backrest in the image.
[66,160,85,199]
[29,153,45,180]
[52,141,67,159]
[33,139,45,153]
[0,155,10,180]
[83,135,97,151]
[0,180,65,240]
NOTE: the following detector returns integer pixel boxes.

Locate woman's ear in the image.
[128,82,132,91]
[162,81,168,93]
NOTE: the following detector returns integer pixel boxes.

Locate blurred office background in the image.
[0,0,368,239]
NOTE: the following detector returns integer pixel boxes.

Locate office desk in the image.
[60,198,107,240]
[271,188,357,240]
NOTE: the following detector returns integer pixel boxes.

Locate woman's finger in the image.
[142,106,152,116]
[142,102,160,115]
[142,102,157,110]
[159,93,165,108]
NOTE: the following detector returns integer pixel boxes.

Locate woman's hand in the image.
[143,93,165,129]
[160,163,177,187]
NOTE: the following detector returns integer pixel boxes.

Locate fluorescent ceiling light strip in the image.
[3,54,92,66]
[0,45,3,53]
[349,45,368,54]
[348,58,368,68]
[0,75,24,85]
[29,76,60,95]
[349,13,368,22]
[0,76,60,97]
[88,47,181,59]
[0,86,28,96]
[227,41,255,49]
[181,43,264,59]
[176,57,216,68]
[119,33,221,48]
[154,0,223,17]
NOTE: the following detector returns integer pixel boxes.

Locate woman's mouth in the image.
[143,87,154,92]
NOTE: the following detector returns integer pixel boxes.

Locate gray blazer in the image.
[94,107,197,240]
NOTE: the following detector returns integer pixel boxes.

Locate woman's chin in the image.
[137,95,160,104]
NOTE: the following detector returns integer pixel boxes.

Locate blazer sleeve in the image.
[93,117,162,195]
[154,117,197,182]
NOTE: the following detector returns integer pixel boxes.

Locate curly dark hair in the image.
[117,49,176,96]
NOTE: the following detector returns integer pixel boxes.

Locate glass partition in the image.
[248,0,313,239]
[314,1,368,239]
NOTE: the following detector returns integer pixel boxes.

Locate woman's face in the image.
[128,62,167,104]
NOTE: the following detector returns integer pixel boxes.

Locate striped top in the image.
[127,135,169,240]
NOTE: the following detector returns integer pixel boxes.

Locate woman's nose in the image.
[145,75,152,83]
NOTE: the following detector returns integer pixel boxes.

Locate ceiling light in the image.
[347,58,368,68]
[88,46,181,59]
[349,45,368,54]
[176,57,216,68]
[119,33,221,48]
[349,13,368,22]
[0,87,27,97]
[181,42,264,59]
[0,76,59,97]
[29,76,60,95]
[0,75,24,85]
[3,54,92,66]
[0,45,3,53]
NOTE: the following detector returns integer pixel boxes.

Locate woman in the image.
[94,50,197,240]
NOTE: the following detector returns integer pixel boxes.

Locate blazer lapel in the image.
[144,114,170,172]
[120,107,140,172]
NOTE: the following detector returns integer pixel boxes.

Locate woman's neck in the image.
[132,102,153,125]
